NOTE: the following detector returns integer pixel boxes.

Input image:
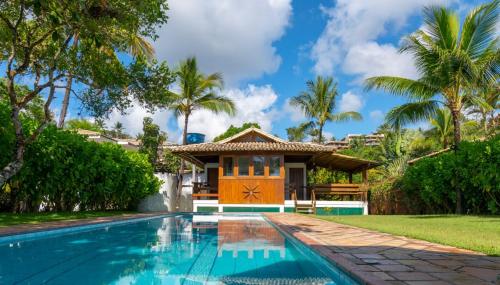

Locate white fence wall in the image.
[137,172,202,212]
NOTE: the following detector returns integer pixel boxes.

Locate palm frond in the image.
[386,100,440,129]
[128,35,155,61]
[195,93,236,116]
[364,76,438,100]
[460,0,499,59]
[330,111,362,122]
[423,5,459,49]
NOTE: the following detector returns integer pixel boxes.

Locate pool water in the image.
[0,214,359,284]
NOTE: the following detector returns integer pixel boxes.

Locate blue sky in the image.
[57,0,491,142]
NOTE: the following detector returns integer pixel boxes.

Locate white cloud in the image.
[282,98,306,123]
[369,110,385,121]
[181,85,279,141]
[154,0,292,85]
[343,42,418,82]
[311,0,453,76]
[339,91,363,112]
[106,102,179,141]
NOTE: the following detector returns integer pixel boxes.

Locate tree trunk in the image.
[57,33,79,128]
[0,106,26,186]
[57,74,74,128]
[175,114,189,211]
[318,124,323,144]
[451,108,462,214]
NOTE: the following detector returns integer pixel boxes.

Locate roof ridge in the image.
[216,127,286,144]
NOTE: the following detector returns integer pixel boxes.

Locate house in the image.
[325,133,385,148]
[76,129,175,152]
[169,128,379,215]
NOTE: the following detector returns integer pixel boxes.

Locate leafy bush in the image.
[402,136,500,214]
[2,126,161,213]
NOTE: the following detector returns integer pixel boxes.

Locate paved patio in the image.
[0,212,166,237]
[266,213,500,285]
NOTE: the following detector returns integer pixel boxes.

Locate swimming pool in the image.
[0,214,359,284]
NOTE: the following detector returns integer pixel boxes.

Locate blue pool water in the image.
[0,214,359,284]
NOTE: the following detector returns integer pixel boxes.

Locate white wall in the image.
[138,172,203,212]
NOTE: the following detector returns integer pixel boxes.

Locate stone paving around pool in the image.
[265,213,500,285]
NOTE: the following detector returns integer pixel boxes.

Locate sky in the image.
[61,0,491,142]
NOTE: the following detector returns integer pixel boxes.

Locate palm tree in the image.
[466,85,499,133]
[365,1,499,213]
[168,57,236,145]
[365,2,498,148]
[428,108,453,149]
[112,121,125,138]
[286,122,314,142]
[168,57,235,210]
[291,76,362,143]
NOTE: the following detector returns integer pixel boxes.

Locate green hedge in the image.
[1,126,161,212]
[402,136,500,214]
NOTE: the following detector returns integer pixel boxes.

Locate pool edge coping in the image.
[0,212,170,239]
[264,213,389,285]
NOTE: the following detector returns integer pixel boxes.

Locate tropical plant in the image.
[286,122,314,142]
[0,125,160,212]
[0,0,169,185]
[291,76,362,143]
[138,117,166,167]
[166,57,236,208]
[111,122,125,138]
[57,31,157,128]
[168,57,236,145]
[402,136,499,214]
[428,108,453,148]
[365,1,499,213]
[213,122,260,142]
[365,1,499,149]
[65,119,104,132]
[466,84,499,134]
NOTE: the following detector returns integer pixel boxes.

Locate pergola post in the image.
[362,169,368,184]
[348,172,353,184]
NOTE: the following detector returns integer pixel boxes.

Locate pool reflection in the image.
[0,214,357,285]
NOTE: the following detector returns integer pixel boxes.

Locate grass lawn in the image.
[0,211,133,227]
[314,215,500,256]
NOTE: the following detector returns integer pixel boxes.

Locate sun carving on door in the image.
[243,185,260,201]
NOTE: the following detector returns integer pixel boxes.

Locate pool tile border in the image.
[0,212,168,238]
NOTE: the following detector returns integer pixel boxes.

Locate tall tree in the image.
[57,32,156,128]
[286,122,314,142]
[466,85,499,133]
[365,1,499,213]
[112,122,125,138]
[291,76,362,143]
[138,117,165,167]
[0,0,169,185]
[167,57,235,209]
[213,122,260,142]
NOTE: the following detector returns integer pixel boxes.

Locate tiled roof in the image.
[169,141,336,153]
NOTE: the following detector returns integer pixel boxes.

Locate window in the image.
[269,156,281,176]
[238,156,250,176]
[253,156,265,176]
[223,157,233,176]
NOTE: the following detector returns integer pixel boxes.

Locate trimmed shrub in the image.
[402,136,500,214]
[2,126,161,212]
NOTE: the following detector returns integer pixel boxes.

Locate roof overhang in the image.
[311,152,380,173]
[168,143,379,172]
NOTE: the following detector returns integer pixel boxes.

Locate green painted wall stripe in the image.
[197,206,219,213]
[222,206,280,213]
[316,207,363,215]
